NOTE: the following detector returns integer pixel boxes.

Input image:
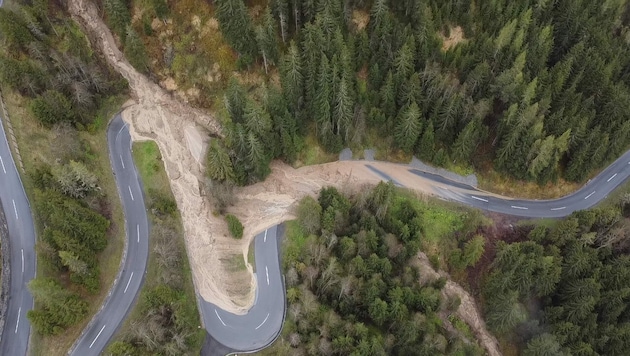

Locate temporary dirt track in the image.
[68,1,501,354]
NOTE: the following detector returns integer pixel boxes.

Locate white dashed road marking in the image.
[120,155,125,169]
[89,325,107,348]
[137,224,140,243]
[0,155,6,174]
[608,173,617,182]
[471,196,489,202]
[12,199,17,220]
[264,229,267,242]
[21,249,24,273]
[128,186,134,201]
[511,205,528,210]
[585,191,595,199]
[124,272,134,293]
[255,313,270,330]
[266,266,269,285]
[215,309,226,326]
[551,207,566,211]
[15,307,21,333]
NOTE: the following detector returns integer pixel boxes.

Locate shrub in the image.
[149,188,177,216]
[226,214,244,239]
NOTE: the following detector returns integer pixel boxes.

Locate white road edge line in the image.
[265,266,269,285]
[214,309,226,326]
[15,307,21,333]
[585,191,596,199]
[12,199,17,220]
[137,224,140,243]
[511,205,528,210]
[264,229,267,242]
[551,207,566,211]
[89,324,107,348]
[21,249,24,273]
[255,313,270,330]
[124,272,134,293]
[119,155,125,169]
[608,173,617,182]
[128,186,134,201]
[0,155,5,174]
[471,196,489,202]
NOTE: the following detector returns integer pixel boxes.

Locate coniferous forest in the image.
[483,201,630,355]
[202,0,630,186]
[273,184,485,355]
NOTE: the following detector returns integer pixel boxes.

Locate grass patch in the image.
[448,314,474,339]
[2,88,129,356]
[221,254,247,273]
[422,205,464,243]
[294,133,338,168]
[281,220,307,270]
[108,141,204,355]
[248,238,256,273]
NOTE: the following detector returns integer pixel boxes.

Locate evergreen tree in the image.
[452,117,487,164]
[270,0,289,43]
[224,78,247,123]
[333,69,354,143]
[394,102,422,153]
[301,23,324,119]
[103,0,131,40]
[215,0,257,58]
[523,334,567,356]
[280,41,304,114]
[416,120,435,161]
[379,71,396,125]
[0,8,35,51]
[206,140,235,182]
[124,26,148,73]
[256,7,279,74]
[30,90,74,126]
[315,55,335,149]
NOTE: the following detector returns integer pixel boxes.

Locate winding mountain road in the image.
[202,225,286,352]
[2,104,630,355]
[0,98,36,356]
[402,149,630,218]
[69,115,149,355]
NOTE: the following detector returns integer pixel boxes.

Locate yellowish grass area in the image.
[440,26,467,51]
[2,90,128,356]
[352,9,370,31]
[477,168,581,199]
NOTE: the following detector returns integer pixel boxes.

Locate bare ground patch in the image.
[440,26,467,51]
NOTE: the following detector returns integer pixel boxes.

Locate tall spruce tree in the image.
[215,0,257,58]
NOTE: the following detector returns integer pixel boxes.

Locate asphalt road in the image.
[69,114,149,355]
[0,97,36,356]
[407,149,630,218]
[202,225,285,352]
